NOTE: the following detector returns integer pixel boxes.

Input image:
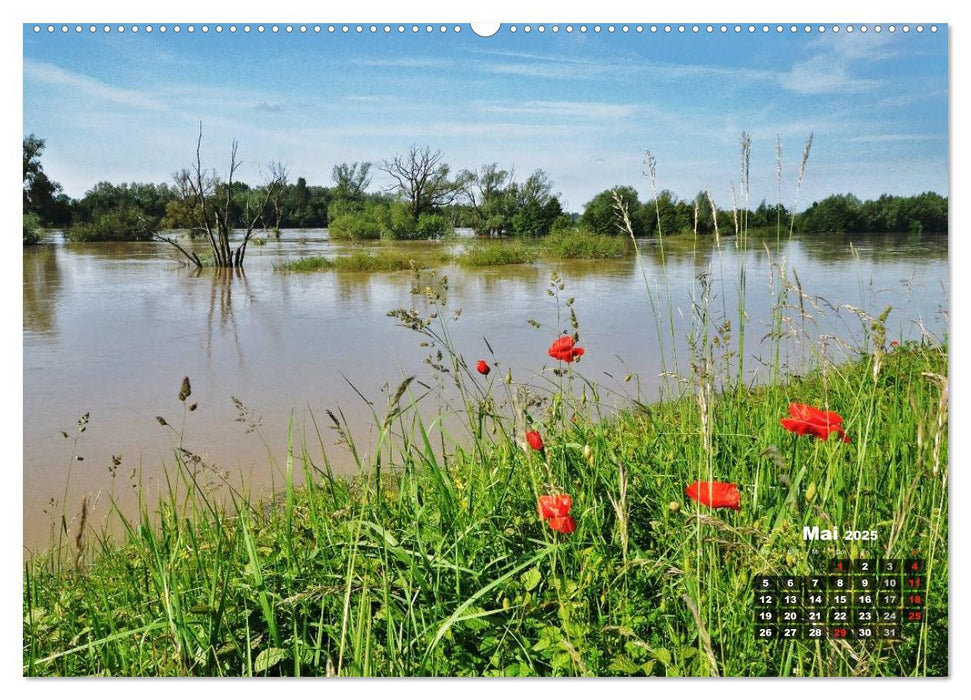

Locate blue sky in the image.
[23,23,948,212]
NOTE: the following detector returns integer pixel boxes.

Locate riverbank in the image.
[24,338,948,677]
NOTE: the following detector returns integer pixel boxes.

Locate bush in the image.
[23,213,42,245]
[67,206,157,242]
[333,250,423,272]
[278,255,335,272]
[542,226,628,259]
[456,240,538,267]
[328,211,383,241]
[415,213,451,240]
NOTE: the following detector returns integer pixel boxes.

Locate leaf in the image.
[522,567,542,592]
[254,647,287,674]
[608,656,640,674]
[532,636,551,652]
[652,648,671,667]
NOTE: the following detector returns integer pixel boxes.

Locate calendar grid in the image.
[754,559,926,640]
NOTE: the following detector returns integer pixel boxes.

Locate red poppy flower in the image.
[526,430,544,451]
[780,403,851,443]
[547,516,576,534]
[685,481,741,511]
[890,340,899,348]
[537,493,572,519]
[476,360,490,376]
[548,336,585,363]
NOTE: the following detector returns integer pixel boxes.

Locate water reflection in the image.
[23,244,62,336]
[200,267,250,367]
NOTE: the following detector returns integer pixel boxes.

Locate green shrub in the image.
[542,226,628,259]
[23,213,42,245]
[415,213,451,240]
[328,212,383,241]
[334,250,423,272]
[67,206,157,242]
[456,240,539,267]
[278,255,335,272]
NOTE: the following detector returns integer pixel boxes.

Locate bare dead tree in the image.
[266,160,290,233]
[380,146,459,222]
[156,124,285,268]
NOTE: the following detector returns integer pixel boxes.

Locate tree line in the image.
[24,133,948,255]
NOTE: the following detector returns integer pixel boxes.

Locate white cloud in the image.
[780,53,882,94]
[475,100,637,119]
[23,59,164,111]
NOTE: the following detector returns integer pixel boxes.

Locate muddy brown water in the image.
[23,229,948,556]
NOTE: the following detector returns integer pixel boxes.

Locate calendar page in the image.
[22,18,948,679]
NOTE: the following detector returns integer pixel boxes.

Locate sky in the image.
[23,23,948,214]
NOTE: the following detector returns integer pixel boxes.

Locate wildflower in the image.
[476,359,490,376]
[548,516,576,534]
[890,340,899,348]
[537,494,576,535]
[526,430,545,451]
[548,335,585,363]
[685,481,741,511]
[780,403,851,443]
[537,493,572,519]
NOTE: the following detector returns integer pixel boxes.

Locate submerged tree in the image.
[380,146,460,222]
[157,125,286,268]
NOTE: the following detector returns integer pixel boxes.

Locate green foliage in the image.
[581,186,646,236]
[415,213,450,240]
[508,170,563,238]
[328,201,452,242]
[277,255,335,272]
[641,190,693,236]
[541,226,628,259]
[281,249,429,273]
[455,240,539,266]
[67,205,158,242]
[23,134,69,226]
[23,213,42,245]
[328,211,383,241]
[797,192,948,234]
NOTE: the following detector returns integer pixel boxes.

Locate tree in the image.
[581,186,645,236]
[157,125,285,268]
[641,189,680,236]
[331,162,372,201]
[457,163,516,236]
[266,161,290,232]
[508,170,563,238]
[380,146,460,222]
[23,134,63,229]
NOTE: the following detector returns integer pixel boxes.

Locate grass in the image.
[541,228,628,259]
[454,240,539,267]
[279,249,445,273]
[453,229,628,268]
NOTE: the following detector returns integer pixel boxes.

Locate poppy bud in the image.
[526,430,544,452]
[476,360,490,376]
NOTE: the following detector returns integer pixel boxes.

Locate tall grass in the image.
[279,250,441,273]
[454,240,538,267]
[24,145,947,678]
